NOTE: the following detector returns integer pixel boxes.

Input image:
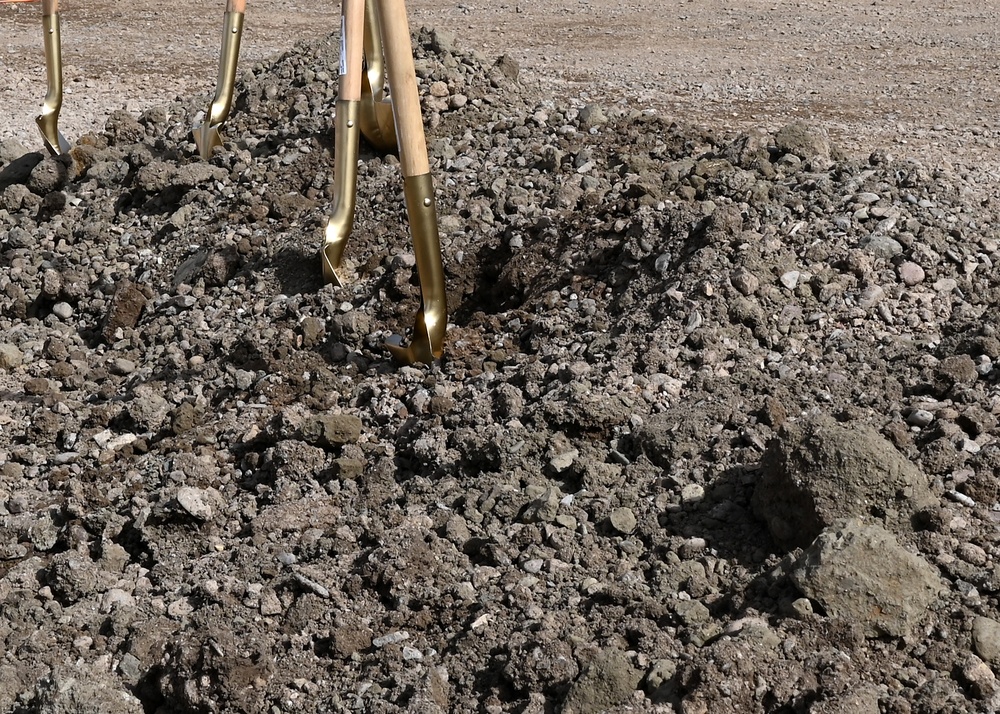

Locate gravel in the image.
[3,23,1000,714]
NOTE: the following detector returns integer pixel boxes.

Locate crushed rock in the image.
[1,22,1000,714]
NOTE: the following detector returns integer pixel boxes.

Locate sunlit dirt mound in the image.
[2,26,1000,714]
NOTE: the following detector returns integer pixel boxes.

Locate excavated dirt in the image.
[4,3,1000,714]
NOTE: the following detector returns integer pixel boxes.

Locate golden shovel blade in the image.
[385,173,447,365]
[36,114,70,156]
[193,9,244,160]
[193,121,224,161]
[321,100,362,286]
[358,0,397,152]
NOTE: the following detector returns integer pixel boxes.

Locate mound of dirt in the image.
[3,26,1000,714]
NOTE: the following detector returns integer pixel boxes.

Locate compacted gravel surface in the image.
[5,3,1000,714]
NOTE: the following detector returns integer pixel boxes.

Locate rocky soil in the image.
[4,22,1000,714]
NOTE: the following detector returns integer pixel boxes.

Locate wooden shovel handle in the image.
[41,0,56,15]
[339,0,364,100]
[227,0,246,14]
[377,0,428,176]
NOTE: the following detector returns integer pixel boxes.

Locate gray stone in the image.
[731,267,760,295]
[0,183,33,211]
[108,358,137,375]
[87,160,130,187]
[962,655,1000,702]
[609,507,637,534]
[493,54,519,81]
[898,261,926,286]
[35,663,143,714]
[522,486,561,523]
[0,139,31,164]
[752,414,937,550]
[863,235,904,259]
[578,103,608,130]
[427,27,458,55]
[47,551,100,604]
[972,616,1000,667]
[175,487,218,521]
[29,515,59,551]
[774,121,831,161]
[562,648,642,714]
[28,155,70,195]
[780,270,800,289]
[0,343,23,370]
[789,519,945,637]
[127,383,171,432]
[301,414,362,447]
[907,409,934,427]
[808,684,881,714]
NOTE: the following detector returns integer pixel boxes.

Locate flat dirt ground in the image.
[3,0,1000,172]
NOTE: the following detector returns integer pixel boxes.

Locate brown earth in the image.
[6,2,1000,714]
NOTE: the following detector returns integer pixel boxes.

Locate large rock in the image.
[0,150,44,190]
[809,685,881,714]
[972,616,1000,668]
[0,343,23,370]
[774,120,831,162]
[34,664,144,714]
[101,280,147,341]
[752,414,936,550]
[789,519,945,638]
[561,648,642,714]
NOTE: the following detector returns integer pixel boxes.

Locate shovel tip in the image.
[384,334,440,366]
[193,123,223,161]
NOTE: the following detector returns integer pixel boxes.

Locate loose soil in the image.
[4,2,1000,713]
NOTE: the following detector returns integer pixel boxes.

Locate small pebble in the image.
[780,271,800,289]
[898,261,926,286]
[681,484,705,503]
[907,409,934,427]
[176,487,214,521]
[52,302,73,319]
[608,507,637,534]
[373,631,410,648]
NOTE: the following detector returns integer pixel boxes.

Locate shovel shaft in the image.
[363,0,386,102]
[207,9,244,128]
[339,0,364,100]
[227,0,245,13]
[358,0,397,151]
[36,0,68,154]
[376,0,428,177]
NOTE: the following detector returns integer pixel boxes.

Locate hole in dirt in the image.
[266,244,327,296]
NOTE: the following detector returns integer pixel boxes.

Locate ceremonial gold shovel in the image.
[321,0,365,289]
[322,0,447,364]
[37,0,71,155]
[194,0,245,159]
[358,0,396,152]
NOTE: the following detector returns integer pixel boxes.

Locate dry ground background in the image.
[3,0,1000,171]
